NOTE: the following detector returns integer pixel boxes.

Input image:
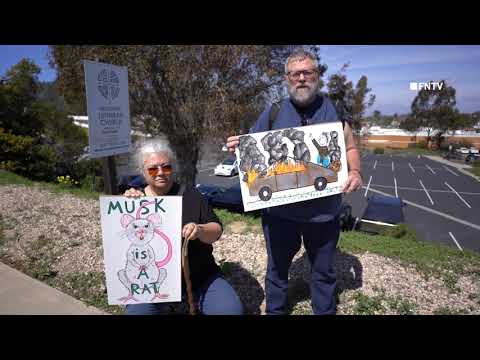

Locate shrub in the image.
[417,140,428,149]
[373,147,384,154]
[56,175,79,188]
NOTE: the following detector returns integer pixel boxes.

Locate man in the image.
[226,49,362,315]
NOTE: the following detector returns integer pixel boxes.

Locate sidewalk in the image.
[0,262,108,315]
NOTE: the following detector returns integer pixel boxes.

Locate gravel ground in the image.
[1,184,479,315]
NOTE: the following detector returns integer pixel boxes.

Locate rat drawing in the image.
[117,201,172,303]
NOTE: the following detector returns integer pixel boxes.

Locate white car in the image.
[455,147,479,154]
[214,158,239,177]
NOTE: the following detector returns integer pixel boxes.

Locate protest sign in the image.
[235,122,348,212]
[99,196,182,305]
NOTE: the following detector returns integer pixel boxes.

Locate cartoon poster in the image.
[235,122,348,212]
[99,196,182,305]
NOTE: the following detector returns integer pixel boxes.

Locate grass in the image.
[0,170,102,200]
[349,287,417,315]
[433,306,469,315]
[214,208,261,232]
[339,225,480,288]
[351,291,386,315]
[49,272,125,315]
[468,162,480,177]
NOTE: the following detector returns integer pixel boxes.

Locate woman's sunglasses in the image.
[146,164,173,176]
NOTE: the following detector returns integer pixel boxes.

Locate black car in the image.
[354,194,405,234]
[196,183,222,201]
[212,183,244,212]
[197,183,245,212]
[118,175,147,194]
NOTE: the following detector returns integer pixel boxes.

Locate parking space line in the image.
[408,163,415,173]
[445,182,472,208]
[392,161,394,172]
[448,232,463,251]
[443,165,459,176]
[419,179,434,205]
[373,160,377,170]
[363,187,480,231]
[367,183,480,195]
[364,175,372,197]
[425,164,436,174]
[394,177,398,197]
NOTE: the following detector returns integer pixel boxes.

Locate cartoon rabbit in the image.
[117,206,172,303]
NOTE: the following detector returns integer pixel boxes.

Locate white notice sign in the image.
[84,60,131,158]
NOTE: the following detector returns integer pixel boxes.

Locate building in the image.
[360,126,480,149]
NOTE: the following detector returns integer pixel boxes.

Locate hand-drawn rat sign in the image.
[235,122,348,212]
[100,196,182,305]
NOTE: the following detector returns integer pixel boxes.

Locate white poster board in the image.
[235,122,348,212]
[100,196,182,305]
[84,60,131,158]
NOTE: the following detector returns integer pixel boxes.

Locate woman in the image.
[124,138,243,315]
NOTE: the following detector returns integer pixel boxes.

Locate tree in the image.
[407,80,458,148]
[49,45,324,186]
[372,110,382,125]
[0,58,88,181]
[326,63,375,133]
[0,59,44,136]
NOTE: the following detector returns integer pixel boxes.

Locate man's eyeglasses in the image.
[145,164,173,176]
[287,69,318,81]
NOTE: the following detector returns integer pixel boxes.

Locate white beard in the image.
[288,82,319,107]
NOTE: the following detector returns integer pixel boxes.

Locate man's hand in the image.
[124,188,144,198]
[182,222,203,241]
[343,170,363,193]
[226,135,240,153]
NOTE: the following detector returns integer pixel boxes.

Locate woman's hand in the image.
[124,188,144,198]
[182,222,203,241]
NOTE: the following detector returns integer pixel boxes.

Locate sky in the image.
[1,45,480,116]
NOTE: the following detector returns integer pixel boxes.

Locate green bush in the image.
[417,140,428,149]
[81,175,104,192]
[373,147,384,154]
[56,175,79,188]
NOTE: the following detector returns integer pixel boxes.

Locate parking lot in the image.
[345,153,480,253]
[196,153,480,253]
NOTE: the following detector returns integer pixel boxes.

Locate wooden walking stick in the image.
[181,237,197,315]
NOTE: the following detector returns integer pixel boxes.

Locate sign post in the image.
[83,60,132,194]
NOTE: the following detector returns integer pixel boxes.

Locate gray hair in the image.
[284,49,319,74]
[136,137,177,171]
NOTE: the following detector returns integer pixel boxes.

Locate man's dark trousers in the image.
[262,214,340,315]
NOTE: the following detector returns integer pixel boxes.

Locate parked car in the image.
[196,183,222,201]
[445,146,480,163]
[353,194,405,234]
[212,183,244,212]
[455,146,479,155]
[197,183,246,213]
[118,175,147,194]
[214,158,239,177]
